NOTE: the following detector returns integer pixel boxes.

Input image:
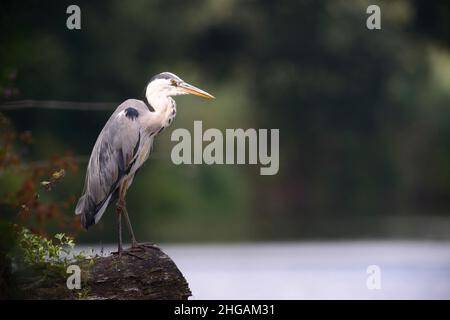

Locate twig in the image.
[0,100,118,111]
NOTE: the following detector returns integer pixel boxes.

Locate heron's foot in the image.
[129,242,161,251]
[112,247,123,257]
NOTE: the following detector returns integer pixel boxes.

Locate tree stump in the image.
[84,244,191,300]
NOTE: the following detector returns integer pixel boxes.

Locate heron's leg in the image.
[115,182,129,256]
[117,179,159,253]
[116,203,123,256]
[121,198,158,251]
[123,206,138,247]
[119,180,138,247]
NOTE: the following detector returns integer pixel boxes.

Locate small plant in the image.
[17,227,89,272]
[12,226,94,298]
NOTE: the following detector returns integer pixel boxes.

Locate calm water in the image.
[79,241,450,299]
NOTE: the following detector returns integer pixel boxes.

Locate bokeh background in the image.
[1,0,450,299]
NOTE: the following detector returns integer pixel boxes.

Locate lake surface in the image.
[79,241,450,299]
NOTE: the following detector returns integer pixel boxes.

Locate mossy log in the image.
[19,244,191,300]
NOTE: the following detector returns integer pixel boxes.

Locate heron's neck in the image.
[144,91,177,132]
[145,91,173,114]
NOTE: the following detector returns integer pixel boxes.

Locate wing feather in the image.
[75,100,144,229]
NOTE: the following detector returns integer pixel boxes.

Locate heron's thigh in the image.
[119,179,128,199]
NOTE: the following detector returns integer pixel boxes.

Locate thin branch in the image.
[0,100,118,111]
[2,152,170,173]
[26,156,90,169]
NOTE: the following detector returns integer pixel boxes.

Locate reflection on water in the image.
[78,241,450,299]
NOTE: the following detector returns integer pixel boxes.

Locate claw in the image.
[130,242,161,251]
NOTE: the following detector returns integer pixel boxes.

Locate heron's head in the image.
[145,72,214,103]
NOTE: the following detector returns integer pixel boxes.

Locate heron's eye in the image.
[170,79,178,87]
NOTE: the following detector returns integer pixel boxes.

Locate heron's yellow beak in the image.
[179,82,215,99]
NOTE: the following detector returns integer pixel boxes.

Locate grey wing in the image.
[75,104,142,229]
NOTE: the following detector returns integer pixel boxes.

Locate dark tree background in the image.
[1,0,449,242]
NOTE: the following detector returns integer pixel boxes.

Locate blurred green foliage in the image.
[0,225,92,299]
[1,0,450,242]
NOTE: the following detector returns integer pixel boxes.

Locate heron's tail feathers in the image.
[75,194,96,230]
[75,195,85,215]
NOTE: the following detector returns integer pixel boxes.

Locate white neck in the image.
[144,86,177,133]
[145,88,172,114]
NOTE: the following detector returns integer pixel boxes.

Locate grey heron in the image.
[75,72,214,255]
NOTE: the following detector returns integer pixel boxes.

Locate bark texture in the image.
[85,244,191,300]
